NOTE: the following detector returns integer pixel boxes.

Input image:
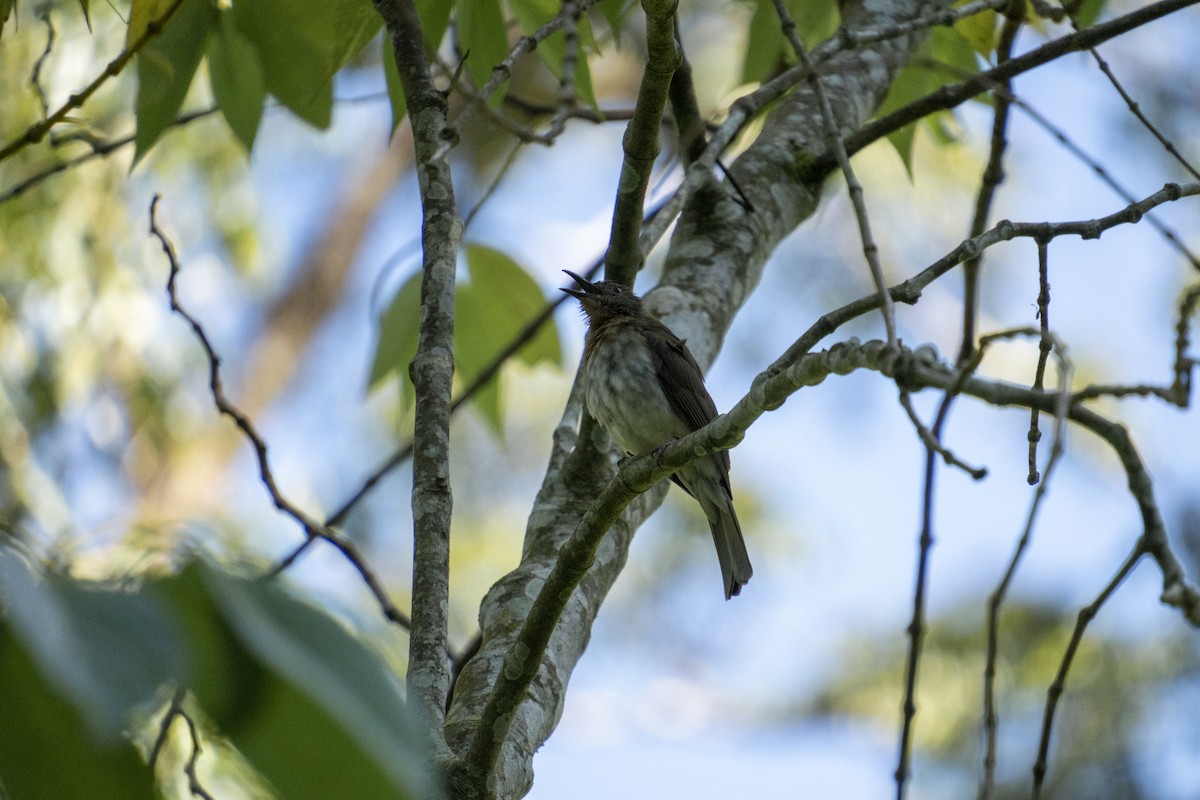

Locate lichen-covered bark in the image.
[649,0,948,363]
[445,0,948,796]
[373,0,461,767]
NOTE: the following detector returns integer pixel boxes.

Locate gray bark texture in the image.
[443,0,948,796]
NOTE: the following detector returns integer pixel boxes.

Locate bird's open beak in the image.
[560,269,597,300]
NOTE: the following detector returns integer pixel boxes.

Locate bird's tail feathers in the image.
[706,500,753,600]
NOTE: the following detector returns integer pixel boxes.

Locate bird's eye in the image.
[613,286,623,294]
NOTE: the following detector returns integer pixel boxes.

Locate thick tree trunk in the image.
[443,0,947,795]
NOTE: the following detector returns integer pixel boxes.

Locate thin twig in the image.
[149,687,216,800]
[30,12,56,118]
[543,1,582,142]
[770,0,896,346]
[1070,283,1198,407]
[835,0,1010,50]
[149,196,412,631]
[959,1,1024,363]
[977,327,1073,800]
[1083,43,1200,181]
[1027,240,1053,484]
[436,0,605,157]
[668,18,707,164]
[1031,547,1143,798]
[895,391,951,800]
[474,0,604,105]
[835,0,1200,174]
[1,108,217,206]
[918,56,1200,270]
[501,93,635,123]
[0,0,189,162]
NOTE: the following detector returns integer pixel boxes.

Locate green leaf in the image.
[132,0,212,162]
[456,0,508,99]
[199,565,430,799]
[127,0,176,45]
[741,0,839,84]
[0,631,157,800]
[0,0,16,41]
[1073,0,1106,27]
[509,0,598,108]
[369,270,423,419]
[416,0,454,50]
[454,287,503,430]
[789,0,840,51]
[153,563,257,733]
[875,27,979,175]
[597,0,636,45]
[464,244,561,369]
[382,35,408,137]
[955,6,997,57]
[369,249,561,432]
[208,10,266,152]
[742,0,784,84]
[930,24,981,78]
[0,545,185,744]
[230,0,380,130]
[458,244,562,432]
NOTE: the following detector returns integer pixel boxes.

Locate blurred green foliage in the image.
[0,543,432,799]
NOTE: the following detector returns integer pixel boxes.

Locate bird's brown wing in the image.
[643,318,732,474]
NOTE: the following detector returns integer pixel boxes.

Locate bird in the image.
[561,269,753,599]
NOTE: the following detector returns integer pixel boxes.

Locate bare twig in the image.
[1082,43,1200,181]
[1,108,217,205]
[474,0,604,105]
[919,55,1200,270]
[1027,240,1053,484]
[977,327,1073,800]
[1070,283,1198,408]
[543,1,582,142]
[501,93,634,123]
[770,0,896,346]
[960,1,1024,362]
[30,12,56,118]
[668,18,707,164]
[1031,547,1143,798]
[149,687,215,800]
[149,197,412,632]
[835,0,1200,174]
[902,357,1200,629]
[896,390,950,800]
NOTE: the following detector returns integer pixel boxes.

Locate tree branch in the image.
[373,0,462,762]
[604,0,680,287]
[150,197,411,631]
[833,0,1200,173]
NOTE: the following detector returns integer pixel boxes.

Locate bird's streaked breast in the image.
[582,322,688,455]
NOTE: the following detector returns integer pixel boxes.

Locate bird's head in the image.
[560,270,642,325]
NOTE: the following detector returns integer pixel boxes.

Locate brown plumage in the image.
[562,270,753,599]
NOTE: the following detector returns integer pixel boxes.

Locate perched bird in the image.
[561,270,753,599]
